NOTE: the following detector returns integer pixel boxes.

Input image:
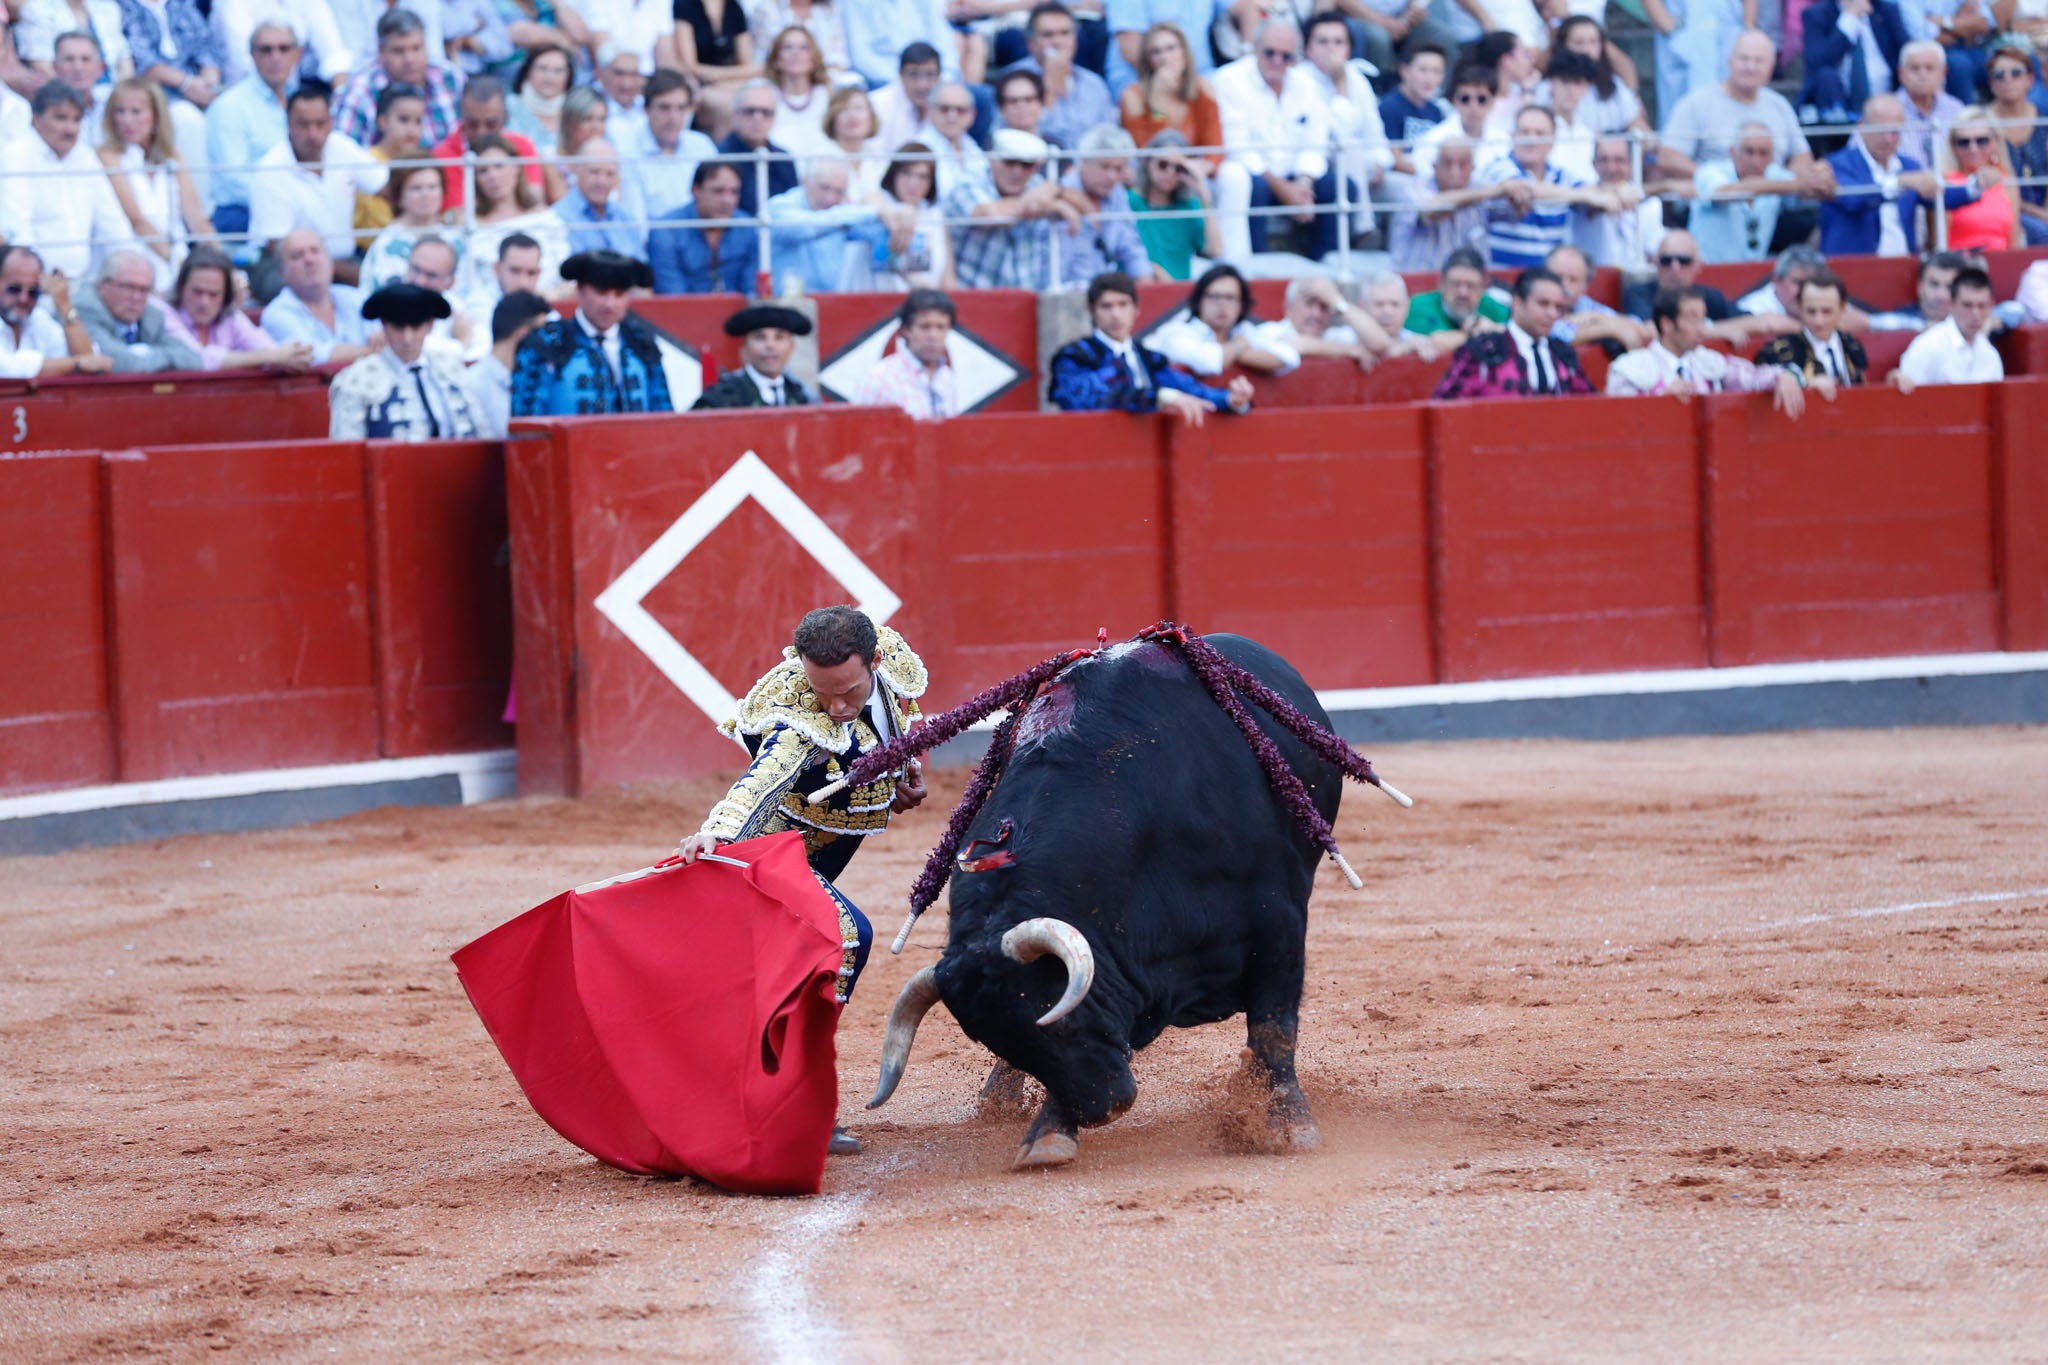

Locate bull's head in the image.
[868,918,1138,1127]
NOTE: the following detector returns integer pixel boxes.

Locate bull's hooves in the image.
[1013,1133,1079,1169]
[1277,1120,1322,1152]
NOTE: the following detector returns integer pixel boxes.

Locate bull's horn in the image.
[866,966,942,1110]
[1000,919,1096,1027]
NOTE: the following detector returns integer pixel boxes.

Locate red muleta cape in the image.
[451,831,846,1195]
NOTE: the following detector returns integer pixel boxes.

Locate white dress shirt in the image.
[1805,328,1853,382]
[1507,319,1557,393]
[213,0,355,84]
[0,134,130,279]
[1094,327,1151,391]
[1212,55,1331,181]
[404,354,453,435]
[247,132,388,257]
[744,363,791,404]
[1853,135,1909,257]
[463,352,514,438]
[1897,316,2005,386]
[1836,10,1894,96]
[575,308,624,382]
[0,304,72,379]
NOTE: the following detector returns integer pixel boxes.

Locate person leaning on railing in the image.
[648,160,758,294]
[161,244,313,372]
[73,248,202,372]
[0,245,115,377]
[1128,129,1221,283]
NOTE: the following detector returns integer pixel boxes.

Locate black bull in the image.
[866,634,1340,1169]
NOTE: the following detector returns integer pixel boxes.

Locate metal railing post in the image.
[755,148,774,293]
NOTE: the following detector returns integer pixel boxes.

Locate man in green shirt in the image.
[1127,131,1220,282]
[1405,246,1509,348]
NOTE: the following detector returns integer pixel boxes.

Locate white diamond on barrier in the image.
[819,320,1025,411]
[593,451,902,729]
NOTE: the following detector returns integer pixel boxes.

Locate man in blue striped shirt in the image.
[1478,105,1636,271]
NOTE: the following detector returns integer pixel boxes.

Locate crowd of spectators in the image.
[0,0,2046,427]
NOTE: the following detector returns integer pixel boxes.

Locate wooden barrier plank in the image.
[1430,395,1706,680]
[505,424,580,796]
[0,373,330,453]
[103,442,380,781]
[1991,378,2048,650]
[0,453,116,794]
[366,440,515,757]
[1167,406,1433,689]
[1995,324,2048,377]
[1701,385,1999,666]
[929,411,1167,703]
[509,409,921,794]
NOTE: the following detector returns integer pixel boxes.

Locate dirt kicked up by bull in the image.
[849,628,1411,1171]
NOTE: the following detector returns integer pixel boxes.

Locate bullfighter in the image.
[675,606,929,1154]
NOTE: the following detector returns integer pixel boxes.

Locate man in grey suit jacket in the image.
[75,250,202,373]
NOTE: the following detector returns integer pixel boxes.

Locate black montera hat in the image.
[561,250,655,290]
[361,281,452,326]
[723,303,812,337]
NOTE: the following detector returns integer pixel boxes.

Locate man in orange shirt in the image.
[431,74,544,210]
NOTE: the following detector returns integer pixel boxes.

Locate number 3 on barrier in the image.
[10,407,24,444]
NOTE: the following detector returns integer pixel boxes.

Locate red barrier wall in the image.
[508,409,922,794]
[1991,380,2048,650]
[915,411,1170,704]
[1165,406,1433,688]
[1700,385,2000,666]
[0,373,331,453]
[629,293,746,372]
[1430,396,1707,679]
[1997,324,2048,376]
[1243,354,1452,407]
[0,453,116,794]
[367,440,515,757]
[103,442,381,780]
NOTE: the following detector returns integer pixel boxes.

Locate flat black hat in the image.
[361,281,452,326]
[561,250,654,290]
[723,303,812,338]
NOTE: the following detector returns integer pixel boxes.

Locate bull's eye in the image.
[957,818,1016,873]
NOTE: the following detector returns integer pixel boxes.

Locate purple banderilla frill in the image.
[811,624,1409,952]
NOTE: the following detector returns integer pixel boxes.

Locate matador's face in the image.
[802,654,878,724]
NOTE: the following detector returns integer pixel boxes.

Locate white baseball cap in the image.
[990,128,1051,163]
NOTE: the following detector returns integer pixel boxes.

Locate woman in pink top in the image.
[162,247,315,372]
[1941,109,2023,251]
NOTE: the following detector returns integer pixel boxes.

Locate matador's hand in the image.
[675,832,723,863]
[890,760,927,814]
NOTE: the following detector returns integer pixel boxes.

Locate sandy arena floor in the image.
[3,727,2047,1362]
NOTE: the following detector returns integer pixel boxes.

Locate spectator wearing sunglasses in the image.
[1817,94,1954,256]
[1985,43,2048,246]
[1412,63,1509,178]
[1689,120,1800,263]
[1937,109,2023,251]
[1212,17,1346,260]
[1621,228,1795,345]
[0,245,113,378]
[1127,129,1221,281]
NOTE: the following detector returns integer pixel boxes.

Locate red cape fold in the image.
[452,831,846,1195]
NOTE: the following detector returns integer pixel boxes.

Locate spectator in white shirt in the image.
[212,0,354,84]
[1302,11,1391,238]
[924,80,986,201]
[0,82,130,280]
[1213,18,1343,260]
[760,21,834,157]
[595,47,650,142]
[1412,61,1509,176]
[1250,272,1401,371]
[0,244,113,377]
[1895,266,2004,388]
[1358,270,1437,358]
[15,0,135,81]
[248,80,388,282]
[330,0,444,72]
[1148,262,1299,374]
[48,34,111,148]
[869,39,942,159]
[624,69,720,223]
[1573,134,1664,268]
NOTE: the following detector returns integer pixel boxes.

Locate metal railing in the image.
[12,115,2046,290]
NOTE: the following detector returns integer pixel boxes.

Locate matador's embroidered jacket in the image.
[699,627,928,882]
